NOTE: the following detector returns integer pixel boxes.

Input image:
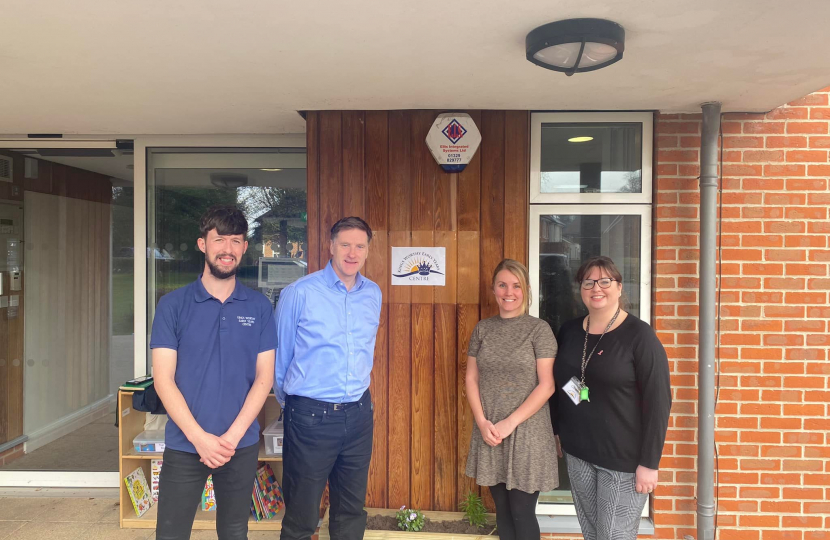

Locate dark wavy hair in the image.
[199,205,248,238]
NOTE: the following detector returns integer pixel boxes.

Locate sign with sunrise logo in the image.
[391,247,446,286]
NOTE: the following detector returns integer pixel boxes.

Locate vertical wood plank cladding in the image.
[364,231,389,302]
[388,303,412,508]
[456,231,480,305]
[456,304,481,502]
[410,303,434,510]
[367,303,389,508]
[410,111,435,231]
[388,231,411,305]
[388,111,411,231]
[504,111,529,265]
[306,112,321,271]
[342,111,366,218]
[479,111,505,320]
[319,111,343,267]
[458,110,482,232]
[433,304,457,510]
[309,108,530,512]
[365,111,389,231]
[434,231,457,305]
[410,230,434,305]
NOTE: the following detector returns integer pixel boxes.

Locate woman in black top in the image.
[552,256,671,540]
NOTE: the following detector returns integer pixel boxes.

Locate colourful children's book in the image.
[125,467,152,517]
[202,475,216,511]
[151,459,163,503]
[250,463,283,521]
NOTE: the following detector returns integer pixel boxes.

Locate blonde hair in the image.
[491,259,531,315]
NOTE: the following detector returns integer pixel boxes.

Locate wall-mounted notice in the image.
[425,113,482,172]
[391,247,446,286]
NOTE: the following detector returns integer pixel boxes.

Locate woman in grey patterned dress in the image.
[465,259,559,540]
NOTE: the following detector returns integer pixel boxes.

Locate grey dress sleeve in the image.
[532,319,558,359]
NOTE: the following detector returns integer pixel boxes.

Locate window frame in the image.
[530,111,654,205]
[528,204,653,325]
[528,112,654,519]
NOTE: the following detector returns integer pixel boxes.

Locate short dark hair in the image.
[330,216,373,242]
[575,255,629,310]
[199,205,248,239]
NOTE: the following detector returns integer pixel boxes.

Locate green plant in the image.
[459,491,488,528]
[396,505,426,532]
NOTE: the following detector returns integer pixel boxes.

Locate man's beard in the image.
[206,256,238,280]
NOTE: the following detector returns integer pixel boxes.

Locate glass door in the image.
[145,148,308,372]
[0,141,132,487]
[530,205,652,512]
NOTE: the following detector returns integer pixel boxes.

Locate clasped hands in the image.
[192,429,242,468]
[477,417,517,447]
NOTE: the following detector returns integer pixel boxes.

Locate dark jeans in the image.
[489,483,541,540]
[281,390,374,540]
[156,442,259,540]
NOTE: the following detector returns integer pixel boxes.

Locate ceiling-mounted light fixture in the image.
[526,18,625,76]
[210,173,248,189]
[568,136,594,143]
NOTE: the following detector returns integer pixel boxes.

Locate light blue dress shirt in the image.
[274,261,382,405]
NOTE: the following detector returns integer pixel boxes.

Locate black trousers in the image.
[156,442,259,540]
[281,390,374,540]
[489,483,541,540]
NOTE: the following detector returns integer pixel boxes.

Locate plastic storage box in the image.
[262,417,284,456]
[133,430,166,453]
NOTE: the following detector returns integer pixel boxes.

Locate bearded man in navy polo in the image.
[150,205,277,540]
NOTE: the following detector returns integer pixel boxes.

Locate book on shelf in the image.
[202,475,216,511]
[250,463,284,521]
[150,459,163,503]
[125,467,152,517]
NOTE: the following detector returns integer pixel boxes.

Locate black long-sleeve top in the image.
[551,314,672,473]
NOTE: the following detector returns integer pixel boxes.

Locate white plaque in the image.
[391,247,446,286]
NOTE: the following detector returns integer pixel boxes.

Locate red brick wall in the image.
[653,87,830,540]
[0,442,24,466]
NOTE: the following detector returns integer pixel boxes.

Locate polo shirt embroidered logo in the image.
[237,316,256,327]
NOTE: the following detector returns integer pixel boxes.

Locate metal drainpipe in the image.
[697,101,721,540]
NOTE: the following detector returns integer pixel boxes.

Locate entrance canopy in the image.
[2,0,829,134]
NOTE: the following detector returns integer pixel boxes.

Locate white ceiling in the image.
[2,0,830,135]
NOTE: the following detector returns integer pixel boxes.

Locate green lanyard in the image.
[579,307,621,402]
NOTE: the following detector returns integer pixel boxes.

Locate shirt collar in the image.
[323,260,365,291]
[193,274,248,302]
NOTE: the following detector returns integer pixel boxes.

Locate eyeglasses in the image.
[581,278,618,290]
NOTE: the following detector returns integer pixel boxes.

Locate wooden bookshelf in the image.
[118,390,284,531]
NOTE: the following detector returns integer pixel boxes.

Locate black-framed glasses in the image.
[580,278,618,290]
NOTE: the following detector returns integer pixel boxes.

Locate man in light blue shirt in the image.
[275,216,381,540]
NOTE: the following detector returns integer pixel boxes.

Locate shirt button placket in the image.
[345,295,352,401]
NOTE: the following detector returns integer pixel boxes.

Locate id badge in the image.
[562,376,582,405]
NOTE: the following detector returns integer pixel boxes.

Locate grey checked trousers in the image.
[565,452,648,540]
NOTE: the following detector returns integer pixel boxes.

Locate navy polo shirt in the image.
[149,276,277,454]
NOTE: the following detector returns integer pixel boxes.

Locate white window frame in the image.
[528,112,654,520]
[530,112,653,205]
[133,135,305,378]
[528,204,652,324]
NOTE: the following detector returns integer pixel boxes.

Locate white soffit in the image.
[1,0,829,135]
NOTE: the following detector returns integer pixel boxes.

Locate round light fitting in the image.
[526,18,625,76]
